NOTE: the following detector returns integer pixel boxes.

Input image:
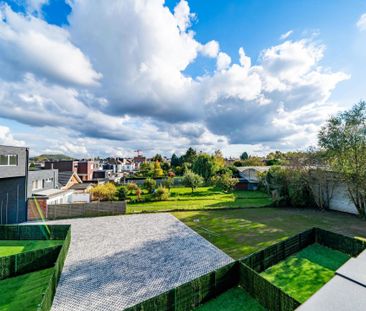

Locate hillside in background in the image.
[30,154,74,162]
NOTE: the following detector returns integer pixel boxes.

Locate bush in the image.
[91,183,117,201]
[116,186,127,200]
[155,186,170,201]
[127,182,138,193]
[143,178,157,193]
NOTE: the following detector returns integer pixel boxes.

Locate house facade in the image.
[28,169,58,198]
[0,145,28,224]
[45,160,95,181]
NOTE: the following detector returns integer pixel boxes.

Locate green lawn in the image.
[0,268,54,310]
[260,244,350,303]
[127,187,272,213]
[195,287,265,311]
[0,240,63,257]
[173,207,366,259]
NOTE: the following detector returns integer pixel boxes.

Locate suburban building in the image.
[236,166,271,190]
[0,145,29,224]
[45,160,95,181]
[28,169,58,198]
[58,171,82,190]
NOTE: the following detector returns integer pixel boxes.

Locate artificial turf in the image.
[0,240,63,257]
[195,287,266,311]
[0,267,54,311]
[260,243,350,303]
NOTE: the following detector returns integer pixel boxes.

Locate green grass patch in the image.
[260,244,350,303]
[174,208,366,259]
[127,187,272,213]
[0,240,63,257]
[0,268,54,311]
[195,287,265,311]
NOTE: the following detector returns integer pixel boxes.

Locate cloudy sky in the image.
[0,0,365,158]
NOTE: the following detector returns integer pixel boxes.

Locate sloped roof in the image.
[58,171,81,186]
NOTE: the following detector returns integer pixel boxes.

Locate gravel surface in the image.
[47,213,233,311]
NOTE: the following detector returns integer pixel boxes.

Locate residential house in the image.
[58,171,82,190]
[28,169,58,197]
[0,145,28,224]
[236,166,271,190]
[45,160,95,181]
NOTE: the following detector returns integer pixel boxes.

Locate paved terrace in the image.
[47,214,233,311]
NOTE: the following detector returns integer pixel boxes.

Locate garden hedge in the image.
[239,227,366,311]
[39,226,71,311]
[124,227,366,311]
[0,224,70,240]
[0,224,71,311]
[125,262,238,311]
[0,245,61,280]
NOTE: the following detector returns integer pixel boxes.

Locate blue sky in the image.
[0,0,366,157]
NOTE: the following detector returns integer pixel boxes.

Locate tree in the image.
[91,183,117,201]
[241,156,265,166]
[143,178,156,193]
[319,101,366,218]
[240,152,249,160]
[214,149,225,168]
[182,170,203,193]
[153,161,164,177]
[192,154,218,183]
[212,173,239,192]
[171,153,181,167]
[152,153,163,162]
[183,147,197,164]
[162,177,174,190]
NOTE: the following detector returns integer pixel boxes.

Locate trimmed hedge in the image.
[0,224,71,311]
[125,262,238,311]
[239,262,300,311]
[239,227,366,311]
[39,227,71,311]
[315,227,366,257]
[0,224,70,240]
[124,227,366,311]
[0,245,61,280]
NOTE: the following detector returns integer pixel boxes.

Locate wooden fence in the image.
[46,201,126,220]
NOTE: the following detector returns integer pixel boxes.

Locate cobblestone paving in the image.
[49,213,233,311]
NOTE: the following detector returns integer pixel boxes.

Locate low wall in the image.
[46,201,126,220]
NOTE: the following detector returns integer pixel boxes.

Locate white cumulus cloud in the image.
[357,13,366,31]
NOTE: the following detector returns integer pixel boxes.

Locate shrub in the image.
[127,182,138,193]
[135,187,142,201]
[116,186,127,200]
[155,186,170,201]
[143,178,156,193]
[91,183,117,201]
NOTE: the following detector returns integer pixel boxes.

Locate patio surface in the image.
[48,213,233,311]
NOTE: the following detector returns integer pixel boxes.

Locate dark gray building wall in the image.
[0,145,28,178]
[27,169,59,198]
[0,145,28,224]
[0,177,27,224]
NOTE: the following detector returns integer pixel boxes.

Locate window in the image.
[0,154,18,166]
